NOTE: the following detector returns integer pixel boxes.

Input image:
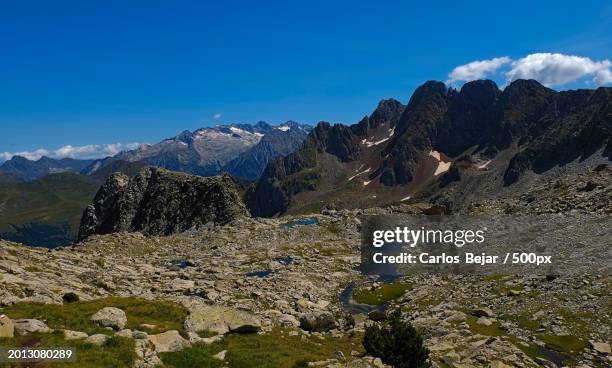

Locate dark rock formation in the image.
[78,167,248,239]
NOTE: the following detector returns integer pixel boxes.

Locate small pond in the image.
[280,218,320,229]
[276,256,294,265]
[245,270,275,278]
[339,282,387,315]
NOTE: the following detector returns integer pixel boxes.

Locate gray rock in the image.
[0,315,14,338]
[147,330,191,353]
[299,312,337,332]
[85,334,110,346]
[63,330,88,340]
[14,319,51,335]
[90,307,127,330]
[185,305,261,335]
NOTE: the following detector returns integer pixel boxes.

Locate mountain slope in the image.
[84,122,310,179]
[0,172,100,247]
[0,156,94,181]
[247,80,612,216]
[221,121,311,180]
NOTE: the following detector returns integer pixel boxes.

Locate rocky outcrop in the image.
[78,167,248,239]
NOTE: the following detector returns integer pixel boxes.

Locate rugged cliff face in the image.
[78,167,248,239]
[246,80,612,217]
[246,99,406,217]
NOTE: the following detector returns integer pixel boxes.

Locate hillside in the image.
[0,172,100,247]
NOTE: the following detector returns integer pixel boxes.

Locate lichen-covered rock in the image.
[184,305,261,335]
[13,319,51,335]
[90,307,127,330]
[147,330,191,353]
[85,334,110,346]
[78,167,248,239]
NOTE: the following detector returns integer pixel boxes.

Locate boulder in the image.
[590,341,611,354]
[14,319,51,335]
[90,307,127,330]
[63,330,88,340]
[299,312,337,332]
[185,305,261,335]
[476,317,493,326]
[85,334,110,346]
[0,315,14,338]
[472,307,494,318]
[115,329,133,338]
[147,330,191,353]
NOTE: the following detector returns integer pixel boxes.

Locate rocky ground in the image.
[0,166,611,367]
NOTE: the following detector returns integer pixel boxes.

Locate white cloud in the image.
[213,113,222,119]
[447,53,612,88]
[506,53,612,87]
[0,142,142,163]
[447,57,512,84]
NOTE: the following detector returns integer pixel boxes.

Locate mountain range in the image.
[247,79,611,216]
[0,121,311,182]
[0,121,310,247]
[2,79,611,245]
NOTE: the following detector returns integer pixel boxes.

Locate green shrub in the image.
[363,310,431,368]
[62,292,80,303]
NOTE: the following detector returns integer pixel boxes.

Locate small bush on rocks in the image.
[363,310,431,368]
[62,292,80,303]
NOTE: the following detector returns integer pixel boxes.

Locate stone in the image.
[90,307,127,330]
[372,357,385,368]
[590,341,611,354]
[490,361,513,368]
[85,334,110,346]
[133,330,148,339]
[14,319,51,335]
[115,329,133,338]
[184,305,261,335]
[476,317,493,326]
[63,330,88,340]
[299,312,337,332]
[472,307,494,318]
[0,315,14,338]
[147,330,191,353]
[213,350,227,360]
[135,339,163,367]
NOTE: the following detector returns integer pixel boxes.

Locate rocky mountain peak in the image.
[78,167,248,239]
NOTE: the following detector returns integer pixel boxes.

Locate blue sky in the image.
[1,0,611,159]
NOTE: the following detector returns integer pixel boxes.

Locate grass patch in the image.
[0,297,188,336]
[161,328,364,368]
[353,283,411,305]
[465,315,506,337]
[0,330,136,368]
[539,334,588,354]
[322,222,342,236]
[24,265,43,272]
